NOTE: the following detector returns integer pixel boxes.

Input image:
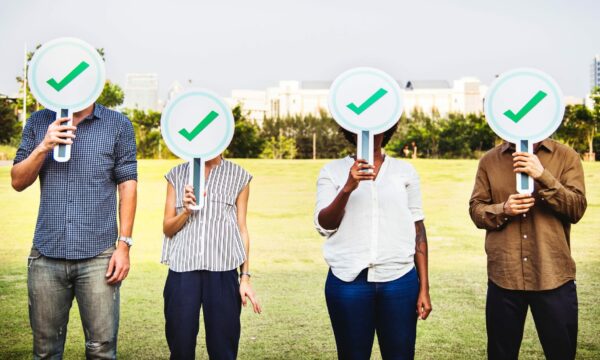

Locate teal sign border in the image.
[485,69,563,143]
[29,39,104,111]
[330,68,403,134]
[161,91,234,160]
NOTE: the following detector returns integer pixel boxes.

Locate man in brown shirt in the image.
[469,138,586,360]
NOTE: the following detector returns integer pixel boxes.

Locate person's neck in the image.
[72,104,95,126]
[205,155,223,168]
[373,148,384,163]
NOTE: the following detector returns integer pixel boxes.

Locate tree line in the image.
[1,45,598,160]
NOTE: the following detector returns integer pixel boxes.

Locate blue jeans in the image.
[27,246,120,359]
[325,267,419,360]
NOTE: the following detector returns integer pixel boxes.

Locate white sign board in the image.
[484,68,564,193]
[328,67,404,166]
[28,37,106,162]
[161,89,235,209]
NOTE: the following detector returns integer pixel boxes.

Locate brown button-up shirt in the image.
[469,139,587,291]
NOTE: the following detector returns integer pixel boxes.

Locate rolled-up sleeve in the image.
[314,166,338,237]
[406,165,425,222]
[113,118,138,184]
[536,151,587,223]
[13,118,36,165]
[469,161,509,230]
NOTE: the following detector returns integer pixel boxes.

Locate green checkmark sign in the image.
[503,90,547,123]
[178,111,219,141]
[347,88,388,115]
[46,61,90,92]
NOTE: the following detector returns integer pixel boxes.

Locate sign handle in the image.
[53,108,72,162]
[356,130,374,171]
[188,158,205,210]
[516,139,534,194]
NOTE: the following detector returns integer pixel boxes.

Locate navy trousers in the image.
[325,267,419,360]
[164,269,241,360]
[486,280,578,360]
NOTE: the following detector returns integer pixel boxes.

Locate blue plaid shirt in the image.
[14,104,137,260]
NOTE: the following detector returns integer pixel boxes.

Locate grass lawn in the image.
[0,159,599,359]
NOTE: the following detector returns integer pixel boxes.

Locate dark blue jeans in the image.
[325,267,419,360]
[27,246,120,359]
[163,269,241,360]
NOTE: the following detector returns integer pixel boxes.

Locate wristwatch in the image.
[240,272,251,279]
[119,236,134,247]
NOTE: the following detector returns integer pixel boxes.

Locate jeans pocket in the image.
[27,247,42,268]
[96,246,117,259]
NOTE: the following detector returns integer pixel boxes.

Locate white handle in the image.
[53,108,73,162]
[516,139,534,194]
[356,130,374,172]
[188,158,205,210]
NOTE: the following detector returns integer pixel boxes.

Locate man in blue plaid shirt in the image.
[11,102,137,359]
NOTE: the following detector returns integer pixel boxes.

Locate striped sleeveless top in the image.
[161,159,252,272]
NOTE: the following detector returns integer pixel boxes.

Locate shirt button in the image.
[541,197,545,201]
[523,214,527,218]
[523,257,528,261]
[504,218,508,221]
[523,234,527,239]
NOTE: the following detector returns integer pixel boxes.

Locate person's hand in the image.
[239,277,261,314]
[416,289,432,320]
[106,242,130,285]
[183,185,197,214]
[38,117,77,153]
[503,193,535,216]
[343,159,376,193]
[513,151,544,179]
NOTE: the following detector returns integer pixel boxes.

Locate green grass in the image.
[0,145,17,161]
[1,159,599,359]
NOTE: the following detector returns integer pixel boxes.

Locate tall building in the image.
[124,73,159,111]
[592,55,600,90]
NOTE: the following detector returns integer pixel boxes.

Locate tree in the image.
[586,87,600,159]
[260,135,297,159]
[0,98,20,145]
[97,80,124,109]
[226,104,264,158]
[122,109,165,158]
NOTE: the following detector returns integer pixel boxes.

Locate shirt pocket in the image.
[208,193,237,222]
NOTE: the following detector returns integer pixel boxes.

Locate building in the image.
[229,81,330,124]
[230,77,486,122]
[403,77,486,116]
[124,73,159,111]
[592,55,600,91]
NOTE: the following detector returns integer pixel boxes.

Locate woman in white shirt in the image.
[314,125,432,360]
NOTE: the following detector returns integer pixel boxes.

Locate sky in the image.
[0,0,598,100]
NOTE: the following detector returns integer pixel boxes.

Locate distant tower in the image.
[124,73,159,110]
[592,55,600,90]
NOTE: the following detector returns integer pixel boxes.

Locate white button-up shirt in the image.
[314,156,425,282]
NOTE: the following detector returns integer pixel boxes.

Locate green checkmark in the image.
[503,90,547,123]
[347,88,388,115]
[178,111,219,141]
[46,61,90,92]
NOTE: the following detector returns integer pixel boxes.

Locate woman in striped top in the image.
[162,155,261,360]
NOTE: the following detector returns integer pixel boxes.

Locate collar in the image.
[89,103,104,120]
[501,138,555,154]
